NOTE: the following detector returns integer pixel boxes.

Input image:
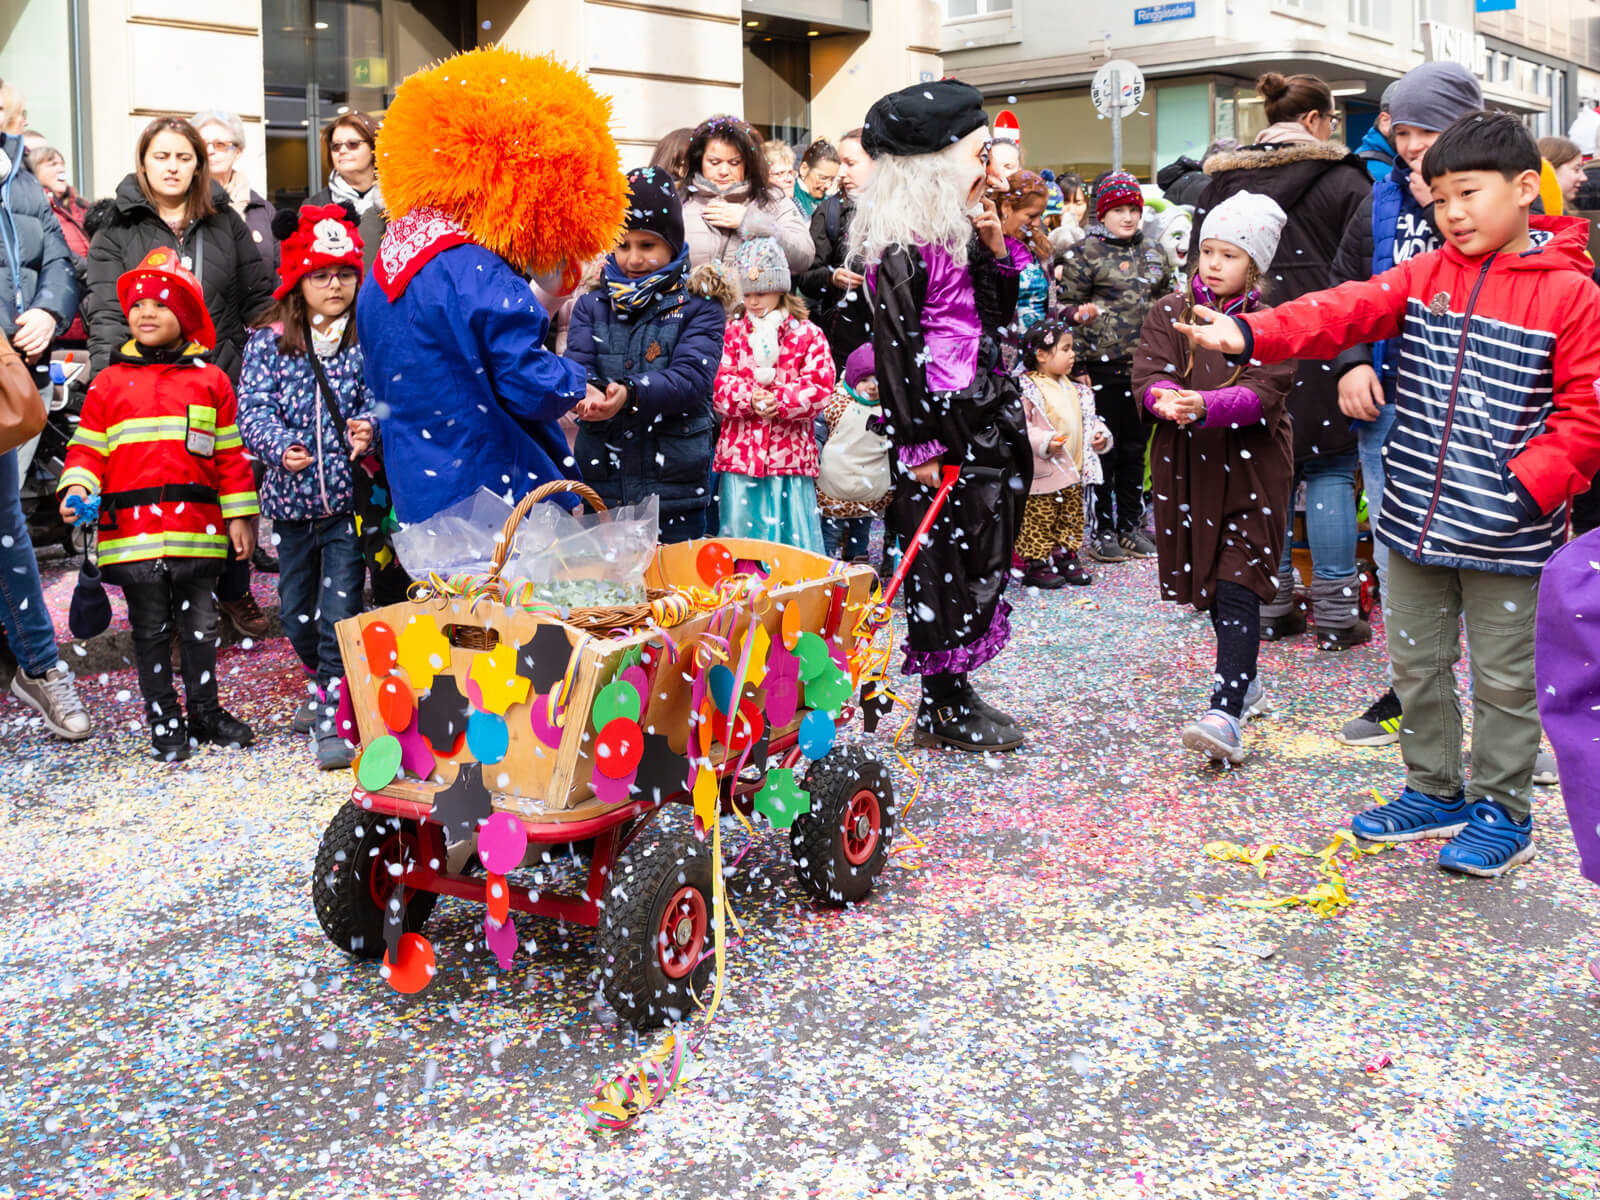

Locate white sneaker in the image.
[10,664,93,741]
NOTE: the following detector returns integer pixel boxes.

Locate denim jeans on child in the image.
[0,447,62,676]
[1385,554,1541,820]
[823,516,872,560]
[101,556,223,729]
[275,515,365,686]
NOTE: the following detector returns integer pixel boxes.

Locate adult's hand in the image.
[908,460,942,487]
[831,266,864,291]
[1337,364,1386,422]
[11,308,55,359]
[971,198,1006,259]
[704,198,746,231]
[1172,306,1246,356]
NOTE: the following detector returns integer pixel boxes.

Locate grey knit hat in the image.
[734,236,790,295]
[1389,62,1483,133]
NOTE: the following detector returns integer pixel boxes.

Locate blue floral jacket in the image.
[237,327,376,521]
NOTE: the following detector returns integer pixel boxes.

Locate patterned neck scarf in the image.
[1191,275,1259,317]
[603,248,688,318]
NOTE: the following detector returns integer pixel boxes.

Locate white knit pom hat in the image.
[1198,190,1287,273]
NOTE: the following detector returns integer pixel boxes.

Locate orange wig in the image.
[376,46,628,281]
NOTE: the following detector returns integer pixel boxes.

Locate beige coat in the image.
[682,188,814,277]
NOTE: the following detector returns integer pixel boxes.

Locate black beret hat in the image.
[862,80,990,158]
[622,166,685,257]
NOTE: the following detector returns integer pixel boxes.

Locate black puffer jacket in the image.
[1157,156,1209,207]
[1,133,77,339]
[1188,140,1373,461]
[84,174,277,381]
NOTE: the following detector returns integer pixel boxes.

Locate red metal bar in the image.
[880,464,960,608]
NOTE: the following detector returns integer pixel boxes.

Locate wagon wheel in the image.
[790,747,896,906]
[597,824,717,1030]
[1357,559,1380,620]
[312,803,438,960]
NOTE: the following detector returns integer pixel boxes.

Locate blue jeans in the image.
[275,515,365,686]
[0,447,61,675]
[1279,452,1359,581]
[823,516,872,560]
[1354,385,1398,597]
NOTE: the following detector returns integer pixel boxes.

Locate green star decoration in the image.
[802,662,853,717]
[753,768,811,831]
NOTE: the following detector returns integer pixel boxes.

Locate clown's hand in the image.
[1172,306,1246,356]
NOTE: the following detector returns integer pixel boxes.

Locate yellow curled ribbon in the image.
[1200,826,1392,918]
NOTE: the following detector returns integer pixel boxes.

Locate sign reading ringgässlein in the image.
[1135,1,1196,23]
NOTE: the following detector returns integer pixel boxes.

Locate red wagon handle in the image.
[880,465,960,608]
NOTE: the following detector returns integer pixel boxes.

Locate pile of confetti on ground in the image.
[0,558,1596,1199]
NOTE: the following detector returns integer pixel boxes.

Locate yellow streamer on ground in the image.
[1200,828,1393,917]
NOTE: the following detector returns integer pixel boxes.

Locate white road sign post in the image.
[1090,58,1146,172]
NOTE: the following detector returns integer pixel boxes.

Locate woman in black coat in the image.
[83,116,277,636]
[84,117,276,383]
[796,128,874,370]
[1187,73,1374,650]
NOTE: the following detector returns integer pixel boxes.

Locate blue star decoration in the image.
[753,767,811,831]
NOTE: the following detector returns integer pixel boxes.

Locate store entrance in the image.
[263,0,475,209]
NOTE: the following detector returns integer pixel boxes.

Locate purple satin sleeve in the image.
[898,439,947,467]
[1143,380,1181,417]
[1200,385,1263,428]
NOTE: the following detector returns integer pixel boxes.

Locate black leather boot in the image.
[191,707,256,749]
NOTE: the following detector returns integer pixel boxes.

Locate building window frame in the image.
[943,0,1013,19]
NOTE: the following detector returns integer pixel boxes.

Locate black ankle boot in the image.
[961,679,1019,729]
[191,707,256,749]
[150,714,191,762]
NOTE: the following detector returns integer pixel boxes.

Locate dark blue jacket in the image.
[565,285,725,516]
[1,133,77,339]
[356,243,585,524]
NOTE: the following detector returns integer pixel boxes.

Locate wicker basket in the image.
[482,480,673,633]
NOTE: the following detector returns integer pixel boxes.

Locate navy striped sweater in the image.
[1242,216,1600,575]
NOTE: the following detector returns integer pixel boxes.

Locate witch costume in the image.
[861,80,1034,752]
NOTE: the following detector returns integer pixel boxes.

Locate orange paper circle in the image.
[697,542,734,586]
[383,932,436,994]
[377,676,416,732]
[781,600,805,650]
[363,621,399,676]
[485,873,510,925]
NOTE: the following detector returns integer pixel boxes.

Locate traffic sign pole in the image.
[1111,69,1122,172]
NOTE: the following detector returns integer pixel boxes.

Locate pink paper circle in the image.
[620,665,650,704]
[590,769,635,805]
[529,688,565,749]
[478,812,529,875]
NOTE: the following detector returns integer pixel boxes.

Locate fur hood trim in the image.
[1204,141,1354,175]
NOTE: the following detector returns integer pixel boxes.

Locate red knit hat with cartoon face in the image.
[274,204,364,299]
[117,248,216,350]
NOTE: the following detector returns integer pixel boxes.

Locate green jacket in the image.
[1054,228,1173,367]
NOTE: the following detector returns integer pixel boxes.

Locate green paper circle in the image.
[792,631,833,683]
[356,735,403,791]
[592,679,643,730]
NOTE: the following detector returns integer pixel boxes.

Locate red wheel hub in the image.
[656,886,708,980]
[842,789,882,866]
[366,828,419,911]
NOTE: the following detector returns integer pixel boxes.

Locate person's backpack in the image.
[817,396,891,505]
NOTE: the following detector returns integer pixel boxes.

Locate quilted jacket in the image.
[1240,216,1600,575]
[236,326,376,520]
[712,312,835,477]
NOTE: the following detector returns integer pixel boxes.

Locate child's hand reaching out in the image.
[1172,305,1246,355]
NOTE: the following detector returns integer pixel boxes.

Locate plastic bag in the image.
[504,493,659,608]
[391,488,514,578]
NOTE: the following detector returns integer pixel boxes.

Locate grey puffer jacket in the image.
[0,133,77,339]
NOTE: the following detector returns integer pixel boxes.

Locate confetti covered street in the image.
[2,557,1597,1199]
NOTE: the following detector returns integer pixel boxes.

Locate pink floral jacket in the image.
[712,313,836,477]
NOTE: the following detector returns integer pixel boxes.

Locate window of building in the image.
[262,0,474,208]
[945,0,1012,17]
[1348,0,1390,34]
[744,33,811,146]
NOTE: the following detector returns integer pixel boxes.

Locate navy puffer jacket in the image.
[0,134,77,338]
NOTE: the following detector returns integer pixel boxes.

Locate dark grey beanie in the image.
[1389,62,1483,132]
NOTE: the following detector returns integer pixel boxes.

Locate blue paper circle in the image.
[466,710,510,765]
[798,708,836,760]
[707,663,737,716]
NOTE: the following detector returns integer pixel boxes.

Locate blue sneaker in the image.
[1437,801,1535,878]
[1350,786,1468,842]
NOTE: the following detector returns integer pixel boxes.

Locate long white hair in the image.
[846,139,982,269]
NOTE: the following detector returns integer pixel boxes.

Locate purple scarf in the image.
[1191,276,1259,316]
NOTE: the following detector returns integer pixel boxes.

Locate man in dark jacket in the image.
[565,167,727,542]
[1328,62,1483,747]
[796,130,873,370]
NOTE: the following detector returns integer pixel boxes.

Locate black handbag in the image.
[305,342,414,605]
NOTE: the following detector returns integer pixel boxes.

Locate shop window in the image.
[744,33,811,146]
[262,0,474,208]
[1156,83,1212,171]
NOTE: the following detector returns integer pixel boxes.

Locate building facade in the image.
[940,0,1585,182]
[0,0,939,208]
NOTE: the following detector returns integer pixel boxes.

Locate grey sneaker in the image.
[1118,528,1157,558]
[316,731,356,771]
[1085,530,1129,563]
[1242,676,1270,720]
[1181,709,1245,765]
[1533,750,1558,787]
[1337,688,1403,747]
[292,695,320,734]
[10,664,92,741]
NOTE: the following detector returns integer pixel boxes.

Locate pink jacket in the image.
[713,313,835,477]
[1020,376,1080,495]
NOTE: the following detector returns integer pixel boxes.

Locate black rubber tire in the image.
[597,826,717,1031]
[790,746,896,906]
[311,803,438,960]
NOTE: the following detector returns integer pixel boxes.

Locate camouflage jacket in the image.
[1054,228,1173,367]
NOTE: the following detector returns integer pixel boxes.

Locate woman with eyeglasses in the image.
[84,115,279,638]
[306,112,385,274]
[1186,72,1374,654]
[192,110,277,268]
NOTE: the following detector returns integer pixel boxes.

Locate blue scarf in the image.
[603,249,688,318]
[1191,276,1259,316]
